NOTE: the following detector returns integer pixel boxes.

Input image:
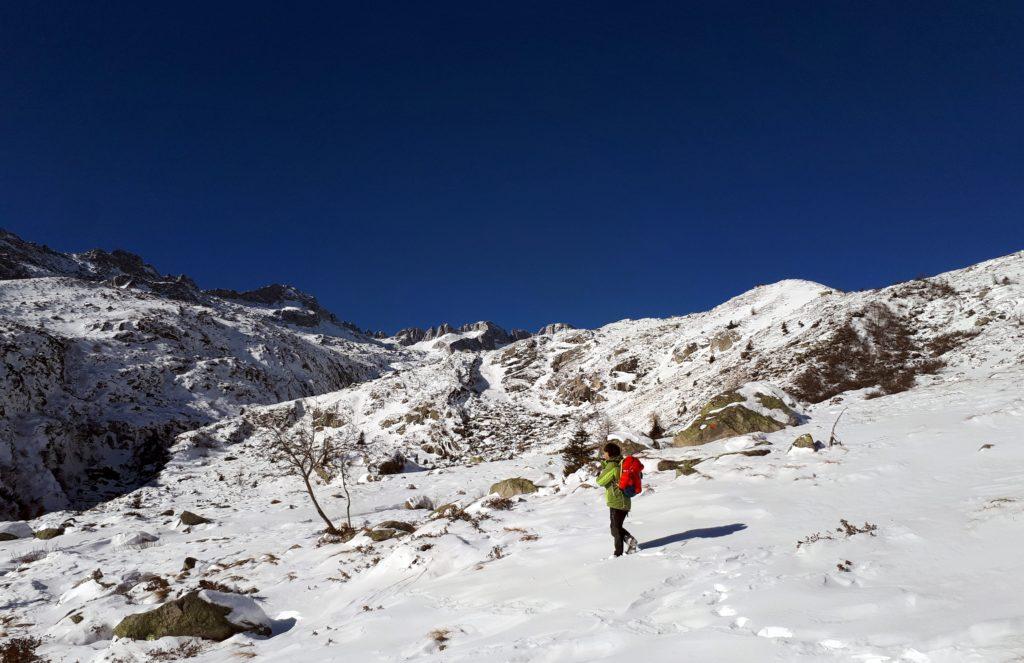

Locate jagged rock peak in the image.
[423,323,455,341]
[207,283,318,307]
[393,321,532,349]
[394,327,426,346]
[537,322,575,335]
[1,229,87,279]
[0,229,203,302]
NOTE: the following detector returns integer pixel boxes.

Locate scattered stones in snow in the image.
[112,590,271,641]
[182,556,198,570]
[367,528,399,542]
[179,511,212,526]
[657,458,706,476]
[790,433,821,451]
[404,495,434,510]
[378,452,407,475]
[673,384,801,447]
[710,329,740,352]
[979,443,994,451]
[33,527,65,540]
[672,341,700,363]
[0,521,34,541]
[112,531,159,547]
[489,477,538,498]
[431,503,461,518]
[723,448,772,458]
[376,520,416,533]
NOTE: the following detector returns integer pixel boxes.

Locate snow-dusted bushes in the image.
[791,304,944,403]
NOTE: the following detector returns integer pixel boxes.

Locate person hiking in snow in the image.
[596,442,639,557]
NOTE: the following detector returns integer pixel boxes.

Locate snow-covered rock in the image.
[111,531,158,547]
[0,520,34,540]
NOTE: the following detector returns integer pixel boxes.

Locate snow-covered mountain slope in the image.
[4,362,1023,662]
[187,251,1024,475]
[2,241,1023,660]
[0,230,416,519]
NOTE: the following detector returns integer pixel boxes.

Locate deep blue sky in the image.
[2,3,1022,333]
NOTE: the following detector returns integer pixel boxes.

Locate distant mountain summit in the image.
[392,321,531,350]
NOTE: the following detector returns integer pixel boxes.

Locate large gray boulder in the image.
[0,521,33,541]
[672,385,802,447]
[112,590,270,641]
[489,478,538,499]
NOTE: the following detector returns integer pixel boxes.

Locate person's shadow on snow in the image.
[639,523,747,550]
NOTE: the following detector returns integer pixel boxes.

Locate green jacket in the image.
[596,458,631,511]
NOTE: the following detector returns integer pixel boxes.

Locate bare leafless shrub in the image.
[141,575,172,600]
[503,526,540,542]
[0,637,45,663]
[10,549,47,566]
[797,519,878,549]
[432,505,490,532]
[149,641,204,660]
[926,330,979,356]
[484,497,514,511]
[837,519,878,537]
[247,401,361,534]
[429,628,451,651]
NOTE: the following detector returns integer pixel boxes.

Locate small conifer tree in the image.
[561,427,593,476]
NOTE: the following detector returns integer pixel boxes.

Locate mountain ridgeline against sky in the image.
[1,227,1022,520]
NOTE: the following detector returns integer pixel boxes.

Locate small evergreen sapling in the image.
[561,427,593,476]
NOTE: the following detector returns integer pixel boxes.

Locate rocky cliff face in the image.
[0,230,412,518]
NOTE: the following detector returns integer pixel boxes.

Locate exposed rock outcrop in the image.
[112,590,270,641]
[672,384,802,447]
[489,477,538,498]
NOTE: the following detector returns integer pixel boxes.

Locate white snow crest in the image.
[197,590,271,629]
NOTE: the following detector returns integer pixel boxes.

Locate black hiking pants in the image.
[609,507,633,556]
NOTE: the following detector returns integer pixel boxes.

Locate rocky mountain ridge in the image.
[2,227,1022,521]
[182,251,1024,482]
[0,229,416,518]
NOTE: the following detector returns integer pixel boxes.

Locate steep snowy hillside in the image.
[0,230,417,519]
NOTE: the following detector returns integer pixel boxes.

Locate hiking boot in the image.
[625,536,638,555]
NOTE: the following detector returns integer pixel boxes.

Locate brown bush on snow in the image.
[790,304,944,403]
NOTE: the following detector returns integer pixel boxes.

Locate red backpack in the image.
[618,456,644,498]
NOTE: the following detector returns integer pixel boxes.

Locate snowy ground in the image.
[4,364,1024,662]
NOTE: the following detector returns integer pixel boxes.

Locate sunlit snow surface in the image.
[2,366,1022,661]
